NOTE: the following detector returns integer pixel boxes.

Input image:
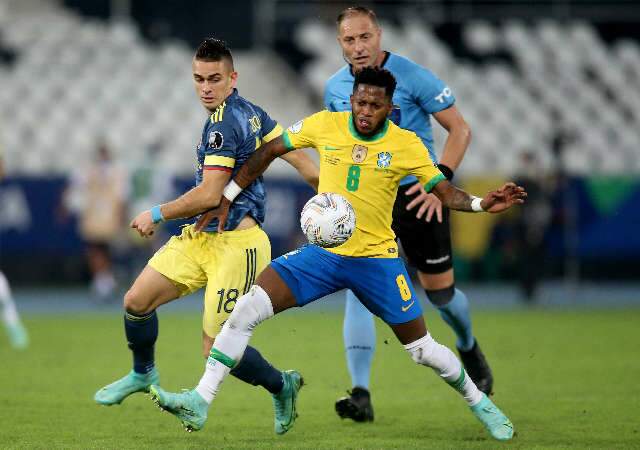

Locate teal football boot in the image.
[6,322,28,349]
[149,386,208,432]
[94,368,159,405]
[470,394,514,441]
[272,370,304,435]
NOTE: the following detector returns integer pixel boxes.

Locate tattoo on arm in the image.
[235,136,289,188]
[433,180,473,211]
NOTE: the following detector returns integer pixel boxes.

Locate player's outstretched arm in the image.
[432,180,527,213]
[130,169,230,237]
[280,150,319,192]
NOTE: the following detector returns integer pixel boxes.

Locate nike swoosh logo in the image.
[401,301,415,312]
[324,146,340,150]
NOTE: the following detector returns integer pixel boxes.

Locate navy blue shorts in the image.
[271,245,422,325]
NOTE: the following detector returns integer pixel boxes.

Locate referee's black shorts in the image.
[391,183,453,274]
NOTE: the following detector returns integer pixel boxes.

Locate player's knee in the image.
[424,285,455,307]
[226,285,274,333]
[123,287,153,315]
[405,333,436,366]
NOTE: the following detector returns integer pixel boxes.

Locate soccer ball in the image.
[300,193,356,248]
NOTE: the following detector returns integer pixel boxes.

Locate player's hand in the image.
[130,210,157,237]
[194,197,232,233]
[481,182,527,213]
[405,182,443,223]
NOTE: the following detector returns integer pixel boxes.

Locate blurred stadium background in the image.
[1,0,638,305]
[0,1,639,447]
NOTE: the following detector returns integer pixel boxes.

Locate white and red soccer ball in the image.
[300,193,356,248]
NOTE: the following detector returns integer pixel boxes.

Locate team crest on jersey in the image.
[351,145,368,164]
[288,120,303,134]
[249,115,261,133]
[208,131,224,149]
[377,152,392,168]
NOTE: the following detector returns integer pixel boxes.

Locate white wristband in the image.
[471,196,484,212]
[222,180,242,202]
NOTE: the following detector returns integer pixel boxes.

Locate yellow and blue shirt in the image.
[196,89,282,231]
[282,110,445,258]
[324,52,455,186]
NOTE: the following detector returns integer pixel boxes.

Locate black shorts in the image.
[391,183,453,274]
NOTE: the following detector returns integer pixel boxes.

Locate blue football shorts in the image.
[271,245,422,325]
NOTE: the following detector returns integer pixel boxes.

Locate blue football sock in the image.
[343,290,376,390]
[431,288,475,352]
[124,310,158,374]
[230,345,284,394]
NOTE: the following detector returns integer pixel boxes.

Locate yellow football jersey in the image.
[282,110,445,258]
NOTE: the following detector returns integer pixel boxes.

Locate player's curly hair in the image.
[353,66,397,100]
[195,38,234,68]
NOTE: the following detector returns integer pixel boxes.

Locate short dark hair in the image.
[353,66,396,100]
[194,38,234,68]
[336,6,378,27]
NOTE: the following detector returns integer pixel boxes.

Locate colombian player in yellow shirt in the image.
[151,67,525,441]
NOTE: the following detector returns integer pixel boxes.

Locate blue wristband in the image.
[150,205,165,224]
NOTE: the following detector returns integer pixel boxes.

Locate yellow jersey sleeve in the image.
[262,123,283,143]
[407,138,446,193]
[281,111,329,151]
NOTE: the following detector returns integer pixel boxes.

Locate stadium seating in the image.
[0,3,315,176]
[297,19,640,176]
[1,2,638,176]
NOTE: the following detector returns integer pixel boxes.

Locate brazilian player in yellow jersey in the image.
[152,67,525,441]
[282,110,445,258]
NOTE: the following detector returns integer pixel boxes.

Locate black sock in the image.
[230,346,284,394]
[124,310,158,374]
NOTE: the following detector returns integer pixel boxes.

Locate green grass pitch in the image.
[1,309,639,449]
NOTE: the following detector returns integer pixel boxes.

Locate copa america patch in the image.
[377,151,392,168]
[288,120,303,134]
[351,144,368,163]
[208,131,224,149]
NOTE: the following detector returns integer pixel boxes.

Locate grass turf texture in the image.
[1,309,639,449]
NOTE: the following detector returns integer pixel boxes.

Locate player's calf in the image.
[405,332,482,405]
[404,333,513,440]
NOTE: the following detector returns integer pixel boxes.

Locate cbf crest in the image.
[351,145,368,164]
[377,152,392,168]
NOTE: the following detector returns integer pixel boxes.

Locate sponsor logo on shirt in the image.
[324,155,340,166]
[434,86,453,103]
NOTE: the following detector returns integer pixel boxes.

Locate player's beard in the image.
[344,51,365,74]
[343,50,383,73]
[352,114,385,137]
